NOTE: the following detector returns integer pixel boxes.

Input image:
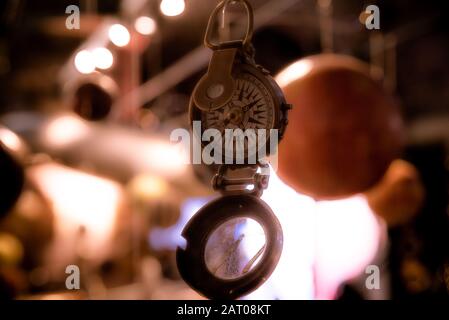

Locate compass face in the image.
[199,72,276,161]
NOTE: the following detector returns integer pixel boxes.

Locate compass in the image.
[177,0,291,300]
[190,62,290,163]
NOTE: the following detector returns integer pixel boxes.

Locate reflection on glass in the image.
[205,217,266,280]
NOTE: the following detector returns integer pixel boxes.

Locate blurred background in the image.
[0,0,448,300]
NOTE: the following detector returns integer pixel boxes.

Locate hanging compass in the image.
[201,73,276,135]
[189,0,290,163]
[177,0,291,300]
[191,62,289,162]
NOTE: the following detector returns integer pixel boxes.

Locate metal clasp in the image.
[204,0,254,50]
[212,163,270,197]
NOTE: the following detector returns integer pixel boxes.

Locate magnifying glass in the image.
[176,194,283,299]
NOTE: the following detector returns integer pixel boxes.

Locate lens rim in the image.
[176,194,283,299]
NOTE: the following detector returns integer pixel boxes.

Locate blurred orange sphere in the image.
[276,54,404,199]
[366,159,425,227]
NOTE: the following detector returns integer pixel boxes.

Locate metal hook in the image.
[205,0,254,50]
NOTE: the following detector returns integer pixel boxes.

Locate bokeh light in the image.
[92,47,114,70]
[135,16,157,35]
[160,0,185,17]
[74,49,95,74]
[108,24,131,47]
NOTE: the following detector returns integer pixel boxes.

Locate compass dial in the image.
[200,72,276,160]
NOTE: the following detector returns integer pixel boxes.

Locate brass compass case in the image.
[177,0,290,300]
[190,62,290,163]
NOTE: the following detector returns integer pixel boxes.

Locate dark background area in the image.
[1,1,449,120]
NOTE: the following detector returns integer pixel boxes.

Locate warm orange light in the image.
[0,127,23,152]
[42,114,89,148]
[134,16,157,35]
[108,24,130,47]
[74,50,95,74]
[275,59,313,87]
[29,163,122,260]
[160,0,185,17]
[92,47,114,70]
